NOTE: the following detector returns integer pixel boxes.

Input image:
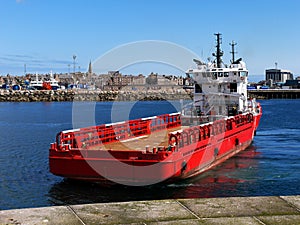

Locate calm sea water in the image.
[0,100,299,210]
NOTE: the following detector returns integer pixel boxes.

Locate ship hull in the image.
[49,111,261,186]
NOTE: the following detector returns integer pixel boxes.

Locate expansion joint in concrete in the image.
[278,196,300,213]
[253,216,267,225]
[66,205,86,225]
[175,200,201,220]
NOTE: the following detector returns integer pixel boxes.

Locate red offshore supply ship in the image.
[49,33,262,186]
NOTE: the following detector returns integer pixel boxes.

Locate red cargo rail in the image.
[53,113,181,151]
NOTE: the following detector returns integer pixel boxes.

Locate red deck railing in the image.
[51,112,254,153]
[53,113,181,151]
[167,113,254,150]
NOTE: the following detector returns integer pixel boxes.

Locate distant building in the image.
[146,73,158,85]
[265,69,293,83]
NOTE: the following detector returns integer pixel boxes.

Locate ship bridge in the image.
[183,34,249,119]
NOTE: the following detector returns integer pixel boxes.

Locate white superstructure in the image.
[182,33,258,124]
[29,73,43,90]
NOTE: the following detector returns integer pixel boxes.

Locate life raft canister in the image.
[247,113,254,122]
[169,133,178,146]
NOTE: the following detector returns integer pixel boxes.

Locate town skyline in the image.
[0,0,299,82]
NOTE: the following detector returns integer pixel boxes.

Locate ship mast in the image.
[212,33,223,68]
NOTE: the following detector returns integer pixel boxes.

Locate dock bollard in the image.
[145,145,151,153]
[153,147,157,154]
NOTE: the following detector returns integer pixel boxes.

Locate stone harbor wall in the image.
[0,89,193,102]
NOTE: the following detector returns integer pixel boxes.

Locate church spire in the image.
[88,60,92,74]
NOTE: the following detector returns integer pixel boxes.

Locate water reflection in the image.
[48,146,260,206]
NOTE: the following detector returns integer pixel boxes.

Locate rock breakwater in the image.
[0,89,192,102]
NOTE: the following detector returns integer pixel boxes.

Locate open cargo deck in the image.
[90,126,186,151]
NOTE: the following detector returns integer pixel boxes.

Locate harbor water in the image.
[0,100,300,210]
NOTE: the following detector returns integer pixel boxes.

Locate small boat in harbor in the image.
[29,73,43,90]
[49,33,262,185]
[42,71,60,90]
[48,71,60,90]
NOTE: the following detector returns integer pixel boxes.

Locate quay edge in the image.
[248,89,300,99]
[1,195,300,224]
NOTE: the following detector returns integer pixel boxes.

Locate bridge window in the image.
[240,71,248,77]
[187,73,194,80]
[218,72,224,77]
[224,72,229,77]
[212,72,218,79]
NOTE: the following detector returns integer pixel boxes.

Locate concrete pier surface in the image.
[1,196,300,225]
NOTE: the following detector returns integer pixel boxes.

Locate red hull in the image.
[49,107,262,186]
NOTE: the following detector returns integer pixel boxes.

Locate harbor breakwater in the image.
[0,89,192,102]
[3,89,300,101]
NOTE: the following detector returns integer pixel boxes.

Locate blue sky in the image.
[0,0,299,81]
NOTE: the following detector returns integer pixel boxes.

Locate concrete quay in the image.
[1,196,300,225]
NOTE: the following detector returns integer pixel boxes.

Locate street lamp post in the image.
[73,55,76,75]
